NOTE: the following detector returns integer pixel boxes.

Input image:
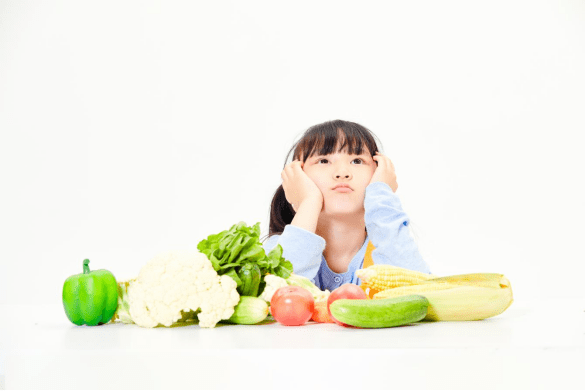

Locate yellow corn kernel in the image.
[355,265,435,292]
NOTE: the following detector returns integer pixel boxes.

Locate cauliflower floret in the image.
[127,250,240,328]
[259,274,289,302]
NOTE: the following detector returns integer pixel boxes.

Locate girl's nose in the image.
[336,174,351,179]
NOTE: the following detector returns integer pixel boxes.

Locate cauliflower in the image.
[286,273,330,301]
[125,250,240,328]
[259,274,289,302]
[259,273,331,302]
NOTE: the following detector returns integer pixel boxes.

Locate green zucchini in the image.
[329,295,429,328]
[237,263,261,297]
[225,296,269,325]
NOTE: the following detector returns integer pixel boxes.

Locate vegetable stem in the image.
[83,259,91,274]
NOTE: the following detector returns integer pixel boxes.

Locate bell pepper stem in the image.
[83,259,91,274]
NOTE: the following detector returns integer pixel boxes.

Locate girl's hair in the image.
[262,119,382,242]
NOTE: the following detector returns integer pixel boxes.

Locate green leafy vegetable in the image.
[197,222,293,294]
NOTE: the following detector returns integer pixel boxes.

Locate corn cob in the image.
[423,273,507,288]
[373,273,513,321]
[356,265,437,292]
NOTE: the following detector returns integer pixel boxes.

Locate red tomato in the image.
[270,286,315,326]
[327,283,368,326]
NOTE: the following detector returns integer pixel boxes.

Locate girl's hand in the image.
[281,160,323,212]
[370,151,398,193]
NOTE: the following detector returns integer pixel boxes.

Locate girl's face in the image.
[302,148,377,216]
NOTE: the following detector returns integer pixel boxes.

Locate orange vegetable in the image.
[360,285,379,299]
[311,296,333,323]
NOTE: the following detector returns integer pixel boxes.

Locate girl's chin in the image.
[321,203,364,215]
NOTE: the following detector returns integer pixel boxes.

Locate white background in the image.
[2,2,585,309]
[1,1,584,389]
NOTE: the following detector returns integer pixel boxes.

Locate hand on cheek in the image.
[281,159,324,212]
[369,151,398,193]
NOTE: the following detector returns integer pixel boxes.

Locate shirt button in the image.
[334,277,341,283]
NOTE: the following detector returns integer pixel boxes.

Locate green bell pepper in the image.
[62,259,118,326]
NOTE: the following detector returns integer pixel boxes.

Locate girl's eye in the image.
[317,158,364,164]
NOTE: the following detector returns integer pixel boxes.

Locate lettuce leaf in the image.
[197,221,293,282]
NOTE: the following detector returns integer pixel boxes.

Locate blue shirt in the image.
[262,181,432,292]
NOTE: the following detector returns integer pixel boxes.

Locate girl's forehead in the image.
[306,147,372,158]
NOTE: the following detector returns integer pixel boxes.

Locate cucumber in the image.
[237,264,261,297]
[329,295,429,328]
[225,296,269,325]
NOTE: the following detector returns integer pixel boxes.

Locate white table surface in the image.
[1,297,584,390]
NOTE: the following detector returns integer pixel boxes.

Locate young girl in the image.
[262,119,432,292]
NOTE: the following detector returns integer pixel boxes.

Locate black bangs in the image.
[285,120,381,166]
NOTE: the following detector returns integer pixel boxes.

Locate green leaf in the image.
[197,222,294,285]
[274,260,293,279]
[208,255,220,271]
[223,268,242,287]
[239,243,265,262]
[266,245,284,268]
[267,244,283,258]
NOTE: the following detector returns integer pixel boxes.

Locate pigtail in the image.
[263,184,295,242]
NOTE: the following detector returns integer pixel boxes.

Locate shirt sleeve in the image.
[364,181,432,274]
[262,224,326,284]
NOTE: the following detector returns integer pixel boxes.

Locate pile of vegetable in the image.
[62,221,331,328]
[62,221,513,329]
